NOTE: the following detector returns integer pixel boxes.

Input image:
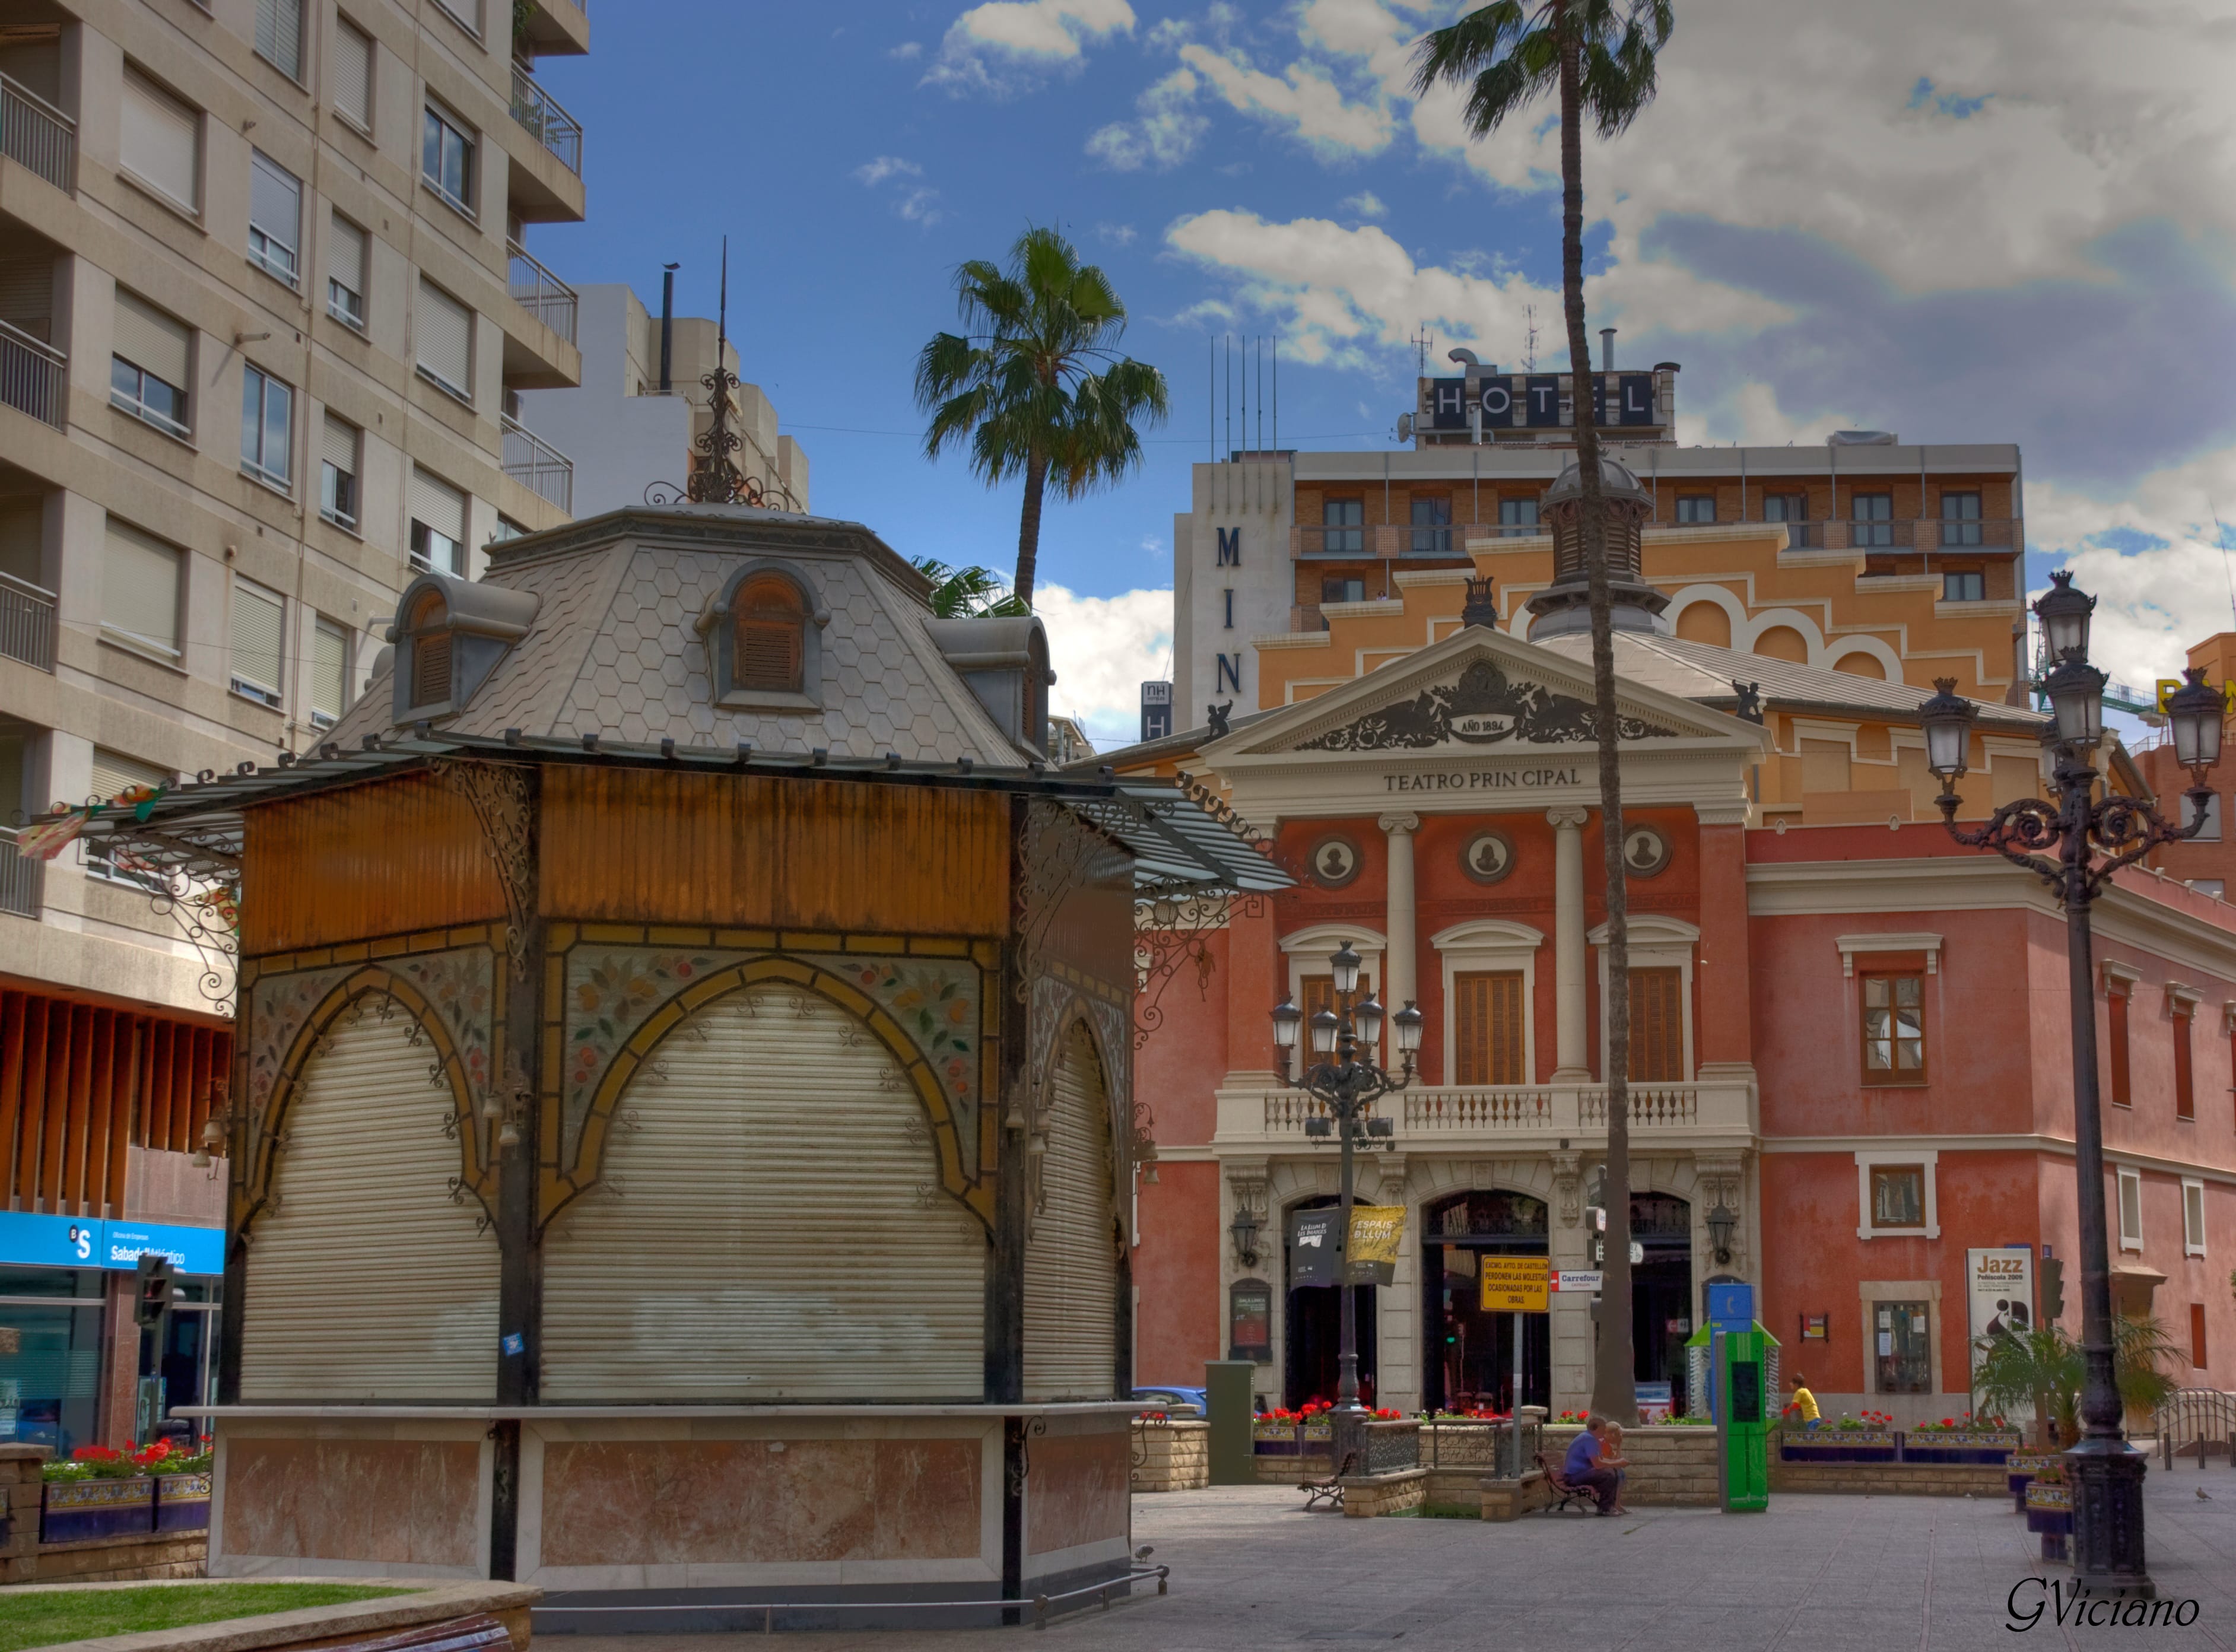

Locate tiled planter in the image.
[2006,1450,2060,1512]
[2024,1479,2072,1562]
[42,1476,154,1543]
[1252,1419,1303,1457]
[1778,1429,1899,1463]
[154,1471,211,1533]
[1902,1431,2019,1466]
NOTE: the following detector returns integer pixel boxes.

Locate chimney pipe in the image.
[659,263,678,393]
[1599,328,1615,372]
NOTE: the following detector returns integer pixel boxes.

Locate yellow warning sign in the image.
[1479,1255,1549,1313]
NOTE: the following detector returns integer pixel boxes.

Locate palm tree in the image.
[915,227,1170,609]
[1414,0,1672,1427]
[1973,1318,2181,1448]
[912,557,1030,619]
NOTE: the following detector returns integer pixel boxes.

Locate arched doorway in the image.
[1627,1193,1694,1412]
[1284,1194,1376,1410]
[1421,1190,1549,1415]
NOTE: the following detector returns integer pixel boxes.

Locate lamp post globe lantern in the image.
[1919,678,1978,786]
[1308,1009,1340,1057]
[1329,941,1362,996]
[1705,1201,1738,1266]
[1353,993,1383,1049]
[2041,653,2108,748]
[1272,996,1301,1054]
[2034,568,2095,662]
[2167,667,2225,776]
[1392,1000,1424,1056]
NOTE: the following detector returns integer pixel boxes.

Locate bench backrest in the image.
[327,1615,513,1652]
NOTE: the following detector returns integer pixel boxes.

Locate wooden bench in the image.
[1535,1450,1603,1516]
[326,1615,514,1652]
[1301,1449,1360,1511]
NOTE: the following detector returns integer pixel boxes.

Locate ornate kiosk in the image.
[85,506,1279,1629]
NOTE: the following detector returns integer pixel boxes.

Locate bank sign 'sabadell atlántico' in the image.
[74,504,1279,1626]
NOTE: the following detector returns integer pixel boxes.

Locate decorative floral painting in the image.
[393,950,496,1105]
[563,951,721,1147]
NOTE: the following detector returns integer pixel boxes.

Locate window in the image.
[433,0,484,34]
[1453,971,1524,1086]
[2193,1302,2210,1370]
[2180,1177,2206,1256]
[488,514,527,546]
[421,103,474,214]
[319,414,360,528]
[120,70,199,212]
[1763,491,1811,547]
[414,279,472,400]
[1939,490,1983,547]
[253,0,303,80]
[2174,1000,2196,1120]
[1409,495,1451,554]
[2189,878,2225,900]
[1851,492,1894,548]
[2117,1167,2143,1251]
[2182,792,2222,842]
[100,520,182,659]
[1627,968,1684,1081]
[1942,569,1984,602]
[240,366,293,491]
[732,574,805,693]
[110,291,190,437]
[327,215,367,329]
[1322,576,1365,605]
[228,577,284,707]
[312,617,348,727]
[86,749,171,885]
[1498,497,1539,530]
[1871,1165,1925,1229]
[408,467,466,574]
[1300,971,1374,1027]
[1676,494,1716,525]
[1321,498,1364,554]
[332,16,371,128]
[247,151,301,285]
[404,588,452,709]
[1873,1300,1933,1394]
[2108,980,2132,1107]
[1860,974,1925,1082]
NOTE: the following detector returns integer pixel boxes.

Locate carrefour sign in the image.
[0,1211,224,1276]
[1424,373,1659,430]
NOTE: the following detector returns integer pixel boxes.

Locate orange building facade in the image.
[1121,500,2232,1427]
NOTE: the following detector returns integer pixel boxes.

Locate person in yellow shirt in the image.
[1789,1371,1822,1429]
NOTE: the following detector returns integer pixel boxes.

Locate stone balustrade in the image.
[1222,1078,1755,1149]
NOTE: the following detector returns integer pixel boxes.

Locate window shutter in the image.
[1627,968,1683,1083]
[414,279,472,393]
[250,153,300,262]
[313,618,347,720]
[101,521,181,655]
[91,748,170,803]
[255,0,303,78]
[113,291,190,389]
[0,255,52,338]
[1453,972,1524,1086]
[1491,973,1523,1084]
[411,629,451,707]
[732,576,804,692]
[230,577,284,695]
[408,467,465,542]
[328,215,366,292]
[333,19,371,125]
[320,412,358,476]
[119,71,198,209]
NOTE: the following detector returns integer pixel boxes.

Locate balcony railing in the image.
[0,830,43,919]
[0,319,65,428]
[0,571,56,671]
[1579,1085,1699,1127]
[501,412,572,510]
[1233,1079,1747,1143]
[1293,523,1499,559]
[509,65,582,174]
[1773,519,2022,553]
[1,72,74,193]
[1405,1088,1554,1130]
[507,240,578,344]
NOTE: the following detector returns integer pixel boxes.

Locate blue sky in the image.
[528,1,2236,743]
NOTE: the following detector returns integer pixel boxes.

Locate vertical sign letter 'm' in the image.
[1217,526,1242,566]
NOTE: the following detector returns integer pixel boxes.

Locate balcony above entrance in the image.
[1215,1075,1755,1151]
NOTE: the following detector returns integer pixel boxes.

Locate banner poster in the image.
[1289,1208,1343,1288]
[1346,1205,1406,1286]
[1965,1246,2034,1379]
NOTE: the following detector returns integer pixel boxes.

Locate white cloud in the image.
[1095,222,1138,245]
[887,40,923,60]
[1178,43,1392,154]
[855,157,941,227]
[1341,190,1386,218]
[1086,66,1208,170]
[853,155,922,186]
[897,188,944,227]
[927,0,1136,93]
[1035,584,1173,746]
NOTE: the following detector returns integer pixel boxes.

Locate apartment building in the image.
[0,0,588,1455]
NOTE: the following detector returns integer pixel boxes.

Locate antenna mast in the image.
[1524,305,1539,373]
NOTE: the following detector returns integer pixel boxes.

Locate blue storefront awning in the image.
[0,1212,223,1277]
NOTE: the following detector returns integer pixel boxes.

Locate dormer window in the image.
[388,573,538,726]
[733,574,804,693]
[407,589,452,709]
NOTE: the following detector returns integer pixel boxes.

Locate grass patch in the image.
[0,1583,418,1651]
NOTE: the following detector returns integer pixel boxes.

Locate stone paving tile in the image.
[555,1472,2236,1651]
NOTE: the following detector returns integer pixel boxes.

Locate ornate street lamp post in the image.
[1271,942,1424,1473]
[1920,570,2224,1597]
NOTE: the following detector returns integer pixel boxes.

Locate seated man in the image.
[1563,1414,1620,1514]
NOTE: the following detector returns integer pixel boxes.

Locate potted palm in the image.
[1972,1317,2178,1512]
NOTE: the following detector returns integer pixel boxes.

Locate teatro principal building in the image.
[1110,452,2235,1427]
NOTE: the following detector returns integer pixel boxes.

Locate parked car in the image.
[1132,1385,1209,1417]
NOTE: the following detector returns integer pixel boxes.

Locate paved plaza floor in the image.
[555,1471,2236,1651]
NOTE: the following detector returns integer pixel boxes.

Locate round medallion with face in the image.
[1460,828,1516,885]
[1307,834,1361,889]
[1622,824,1671,878]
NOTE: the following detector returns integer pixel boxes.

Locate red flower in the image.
[675,962,692,978]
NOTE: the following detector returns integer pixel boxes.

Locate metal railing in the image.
[501,413,572,510]
[0,319,65,428]
[1404,1088,1552,1130]
[0,829,43,919]
[509,64,581,173]
[507,239,577,343]
[1,72,74,193]
[0,571,56,671]
[1775,519,2023,553]
[1292,523,1497,558]
[2154,1389,2234,1469]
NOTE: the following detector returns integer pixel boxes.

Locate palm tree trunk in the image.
[1014,450,1050,609]
[1559,12,1637,1429]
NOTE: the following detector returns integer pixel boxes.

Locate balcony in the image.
[507,240,577,344]
[1222,1078,1753,1147]
[0,571,56,671]
[1,72,74,193]
[0,829,43,919]
[0,320,65,428]
[1292,523,1499,560]
[509,65,582,174]
[1775,519,2022,554]
[502,412,572,511]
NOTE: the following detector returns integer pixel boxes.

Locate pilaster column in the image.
[1377,813,1419,1016]
[1548,807,1590,1080]
[1694,814,1757,1080]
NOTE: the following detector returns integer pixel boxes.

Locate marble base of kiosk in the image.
[183,1402,1140,1632]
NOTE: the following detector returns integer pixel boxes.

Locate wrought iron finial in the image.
[643,236,792,511]
[1460,576,1499,628]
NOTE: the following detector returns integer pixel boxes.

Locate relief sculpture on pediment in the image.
[1298,659,1678,752]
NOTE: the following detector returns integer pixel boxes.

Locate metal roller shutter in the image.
[255,0,303,79]
[112,293,189,389]
[334,21,371,127]
[408,466,465,542]
[239,1005,498,1400]
[0,256,52,338]
[101,522,181,656]
[119,71,198,210]
[1022,1024,1119,1400]
[542,983,985,1400]
[414,279,472,394]
[91,748,167,801]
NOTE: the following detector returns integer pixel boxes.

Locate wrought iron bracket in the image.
[1936,758,2212,903]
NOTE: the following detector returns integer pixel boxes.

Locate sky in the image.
[527,1,2236,747]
